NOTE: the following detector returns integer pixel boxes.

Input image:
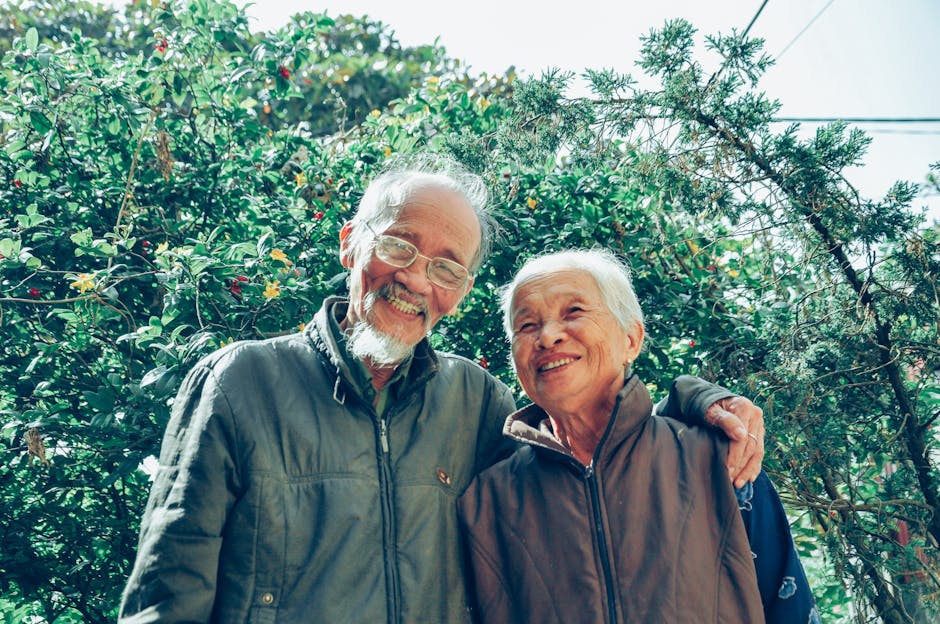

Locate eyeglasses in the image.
[364,222,471,290]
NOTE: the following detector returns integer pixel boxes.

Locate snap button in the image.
[437,469,451,486]
[260,592,274,605]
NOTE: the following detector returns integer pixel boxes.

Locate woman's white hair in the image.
[500,248,645,339]
[343,152,493,272]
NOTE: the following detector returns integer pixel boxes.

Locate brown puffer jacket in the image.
[457,374,765,624]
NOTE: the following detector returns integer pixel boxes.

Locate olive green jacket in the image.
[119,297,729,623]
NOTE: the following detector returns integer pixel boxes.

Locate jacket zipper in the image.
[376,413,401,624]
[585,464,618,623]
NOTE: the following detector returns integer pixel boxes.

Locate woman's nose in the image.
[537,320,565,348]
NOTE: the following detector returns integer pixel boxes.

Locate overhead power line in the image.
[867,130,940,136]
[773,117,940,123]
[776,0,837,59]
[741,0,770,40]
[704,0,770,90]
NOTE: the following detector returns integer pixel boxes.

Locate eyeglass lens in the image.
[374,235,468,289]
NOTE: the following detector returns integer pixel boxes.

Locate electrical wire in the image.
[776,0,837,59]
[774,117,940,123]
[703,0,770,90]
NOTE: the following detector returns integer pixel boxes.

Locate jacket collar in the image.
[306,296,440,404]
[504,374,654,464]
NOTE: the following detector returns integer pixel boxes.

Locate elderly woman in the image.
[457,249,817,624]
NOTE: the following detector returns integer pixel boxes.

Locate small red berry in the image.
[313,211,325,220]
[236,275,248,282]
[28,288,40,298]
[688,340,696,348]
[478,357,489,369]
[13,179,22,188]
[279,66,291,79]
[141,240,150,248]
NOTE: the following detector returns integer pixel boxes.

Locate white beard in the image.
[345,287,425,366]
[346,320,415,367]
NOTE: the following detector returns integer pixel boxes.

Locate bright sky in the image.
[188,1,940,221]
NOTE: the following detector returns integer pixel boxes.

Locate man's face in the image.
[341,184,480,358]
[509,270,642,418]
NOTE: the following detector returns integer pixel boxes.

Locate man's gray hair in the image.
[500,248,645,339]
[344,152,493,272]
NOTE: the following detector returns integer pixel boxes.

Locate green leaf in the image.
[29,110,52,134]
[0,238,20,258]
[25,27,38,51]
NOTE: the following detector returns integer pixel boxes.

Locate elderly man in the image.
[119,154,765,623]
[458,249,817,623]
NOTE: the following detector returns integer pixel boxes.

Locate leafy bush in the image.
[2,3,938,623]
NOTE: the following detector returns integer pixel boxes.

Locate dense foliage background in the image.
[0,1,937,622]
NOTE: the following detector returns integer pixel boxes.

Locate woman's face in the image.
[509,270,643,419]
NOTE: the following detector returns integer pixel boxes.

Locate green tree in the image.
[470,19,939,623]
[2,2,937,622]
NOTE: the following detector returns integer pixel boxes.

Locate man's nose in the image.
[395,257,433,295]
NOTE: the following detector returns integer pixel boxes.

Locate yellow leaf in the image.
[728,269,740,278]
[369,109,381,118]
[155,241,169,255]
[526,197,537,209]
[294,172,307,187]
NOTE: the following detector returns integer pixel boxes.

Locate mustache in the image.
[376,283,429,316]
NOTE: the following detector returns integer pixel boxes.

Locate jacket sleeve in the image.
[472,375,518,476]
[653,374,734,427]
[119,363,242,623]
[737,471,820,624]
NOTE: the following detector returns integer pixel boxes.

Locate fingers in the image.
[708,396,766,487]
[705,405,747,440]
[729,397,764,487]
[734,429,764,488]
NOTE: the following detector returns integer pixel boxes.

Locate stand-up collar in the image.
[504,374,654,464]
[306,296,440,405]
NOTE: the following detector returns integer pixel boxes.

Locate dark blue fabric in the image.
[736,471,821,624]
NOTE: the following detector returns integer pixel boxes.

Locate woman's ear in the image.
[339,222,354,268]
[624,321,645,365]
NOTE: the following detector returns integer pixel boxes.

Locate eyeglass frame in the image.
[362,221,473,291]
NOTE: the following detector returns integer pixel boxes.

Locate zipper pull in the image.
[380,418,389,454]
[584,463,594,479]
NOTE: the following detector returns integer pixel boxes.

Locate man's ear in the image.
[445,278,474,316]
[339,221,354,268]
